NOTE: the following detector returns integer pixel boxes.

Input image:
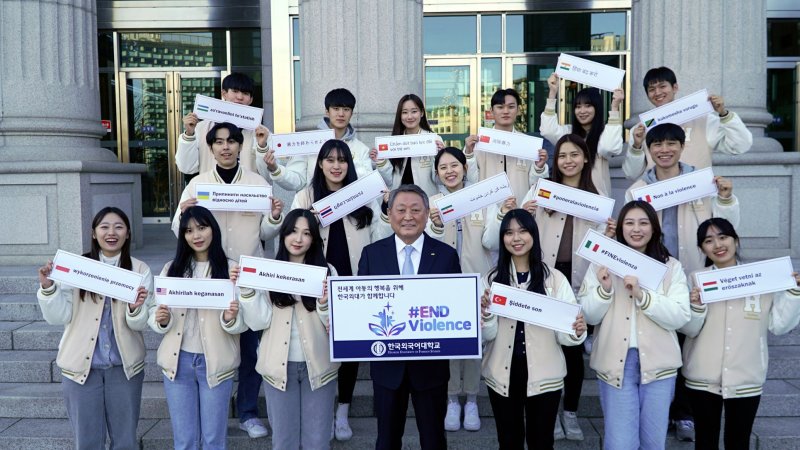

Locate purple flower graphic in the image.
[368,302,406,337]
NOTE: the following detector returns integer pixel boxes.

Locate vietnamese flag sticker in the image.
[479,135,491,143]
[378,144,389,151]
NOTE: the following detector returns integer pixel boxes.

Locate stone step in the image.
[0,295,42,322]
[0,322,29,350]
[3,416,798,449]
[0,350,56,383]
[2,378,798,421]
[9,321,163,351]
[0,274,39,296]
[769,326,800,346]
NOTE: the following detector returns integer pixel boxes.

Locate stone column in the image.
[625,0,800,264]
[0,0,145,264]
[629,0,780,152]
[297,0,423,145]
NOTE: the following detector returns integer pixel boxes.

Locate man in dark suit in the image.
[358,184,462,450]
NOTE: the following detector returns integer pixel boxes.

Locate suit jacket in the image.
[358,233,462,391]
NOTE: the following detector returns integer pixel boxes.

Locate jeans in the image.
[61,366,143,450]
[598,348,675,450]
[263,361,336,449]
[236,328,262,422]
[163,351,234,450]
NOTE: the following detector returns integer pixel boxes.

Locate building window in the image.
[424,16,477,55]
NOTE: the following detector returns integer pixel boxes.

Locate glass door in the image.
[424,59,478,148]
[505,55,626,137]
[118,71,221,222]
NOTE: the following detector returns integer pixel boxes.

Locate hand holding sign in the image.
[38,260,54,290]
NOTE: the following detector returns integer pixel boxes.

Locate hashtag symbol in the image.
[408,306,420,318]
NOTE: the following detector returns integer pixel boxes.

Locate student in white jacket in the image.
[578,200,691,450]
[37,207,152,450]
[681,217,800,450]
[371,94,478,197]
[540,75,624,196]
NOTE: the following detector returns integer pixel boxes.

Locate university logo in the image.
[368,302,406,337]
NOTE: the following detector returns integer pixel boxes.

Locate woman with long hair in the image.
[480,209,586,449]
[426,147,497,432]
[149,206,247,449]
[264,139,391,441]
[540,75,624,196]
[519,134,616,441]
[372,94,479,196]
[680,218,800,449]
[236,208,340,449]
[37,207,152,449]
[578,201,691,449]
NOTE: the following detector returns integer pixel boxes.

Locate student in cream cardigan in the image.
[235,209,340,450]
[425,147,498,432]
[37,207,152,450]
[681,218,800,449]
[540,75,624,196]
[519,134,616,441]
[480,209,586,450]
[578,200,691,450]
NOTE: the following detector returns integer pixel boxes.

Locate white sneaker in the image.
[334,416,353,441]
[238,418,269,438]
[562,411,584,441]
[444,400,461,431]
[462,401,481,431]
[554,414,565,440]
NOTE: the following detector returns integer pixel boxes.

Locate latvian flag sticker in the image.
[638,195,652,203]
[702,281,718,292]
[55,265,70,273]
[441,204,455,215]
[156,287,167,295]
[320,206,334,218]
[196,104,209,113]
[242,267,257,274]
[538,189,552,199]
[378,144,389,151]
[584,240,600,252]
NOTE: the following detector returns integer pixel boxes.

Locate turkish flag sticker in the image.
[492,294,507,305]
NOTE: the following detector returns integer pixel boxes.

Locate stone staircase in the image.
[0,226,797,449]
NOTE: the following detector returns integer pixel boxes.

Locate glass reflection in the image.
[507,12,626,53]
[119,32,226,68]
[424,16,477,55]
[481,15,502,53]
[425,66,471,148]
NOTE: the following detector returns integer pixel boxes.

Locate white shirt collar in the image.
[394,233,425,256]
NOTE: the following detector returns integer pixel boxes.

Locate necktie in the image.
[456,218,463,258]
[402,245,415,275]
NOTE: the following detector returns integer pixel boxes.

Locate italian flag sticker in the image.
[585,240,599,252]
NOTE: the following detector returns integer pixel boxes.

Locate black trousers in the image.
[488,356,562,450]
[373,375,448,450]
[670,333,693,421]
[337,361,359,404]
[554,261,584,413]
[688,389,760,450]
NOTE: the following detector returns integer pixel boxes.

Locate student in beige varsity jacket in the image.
[623,66,752,181]
[479,209,586,450]
[37,207,152,450]
[578,200,691,450]
[680,218,800,449]
[150,206,247,449]
[235,208,339,450]
[518,134,616,441]
[372,94,478,197]
[263,139,391,441]
[540,75,624,196]
[425,147,497,432]
[465,88,550,201]
[177,72,270,177]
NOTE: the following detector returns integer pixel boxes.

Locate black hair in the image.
[310,140,373,229]
[271,209,330,311]
[570,87,605,165]
[222,72,255,96]
[390,94,434,173]
[696,217,740,267]
[645,123,685,147]
[490,88,522,108]
[81,207,133,302]
[324,88,356,109]
[615,201,671,263]
[206,122,244,147]
[487,209,549,296]
[434,146,467,171]
[642,67,677,93]
[168,206,230,280]
[551,134,598,195]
